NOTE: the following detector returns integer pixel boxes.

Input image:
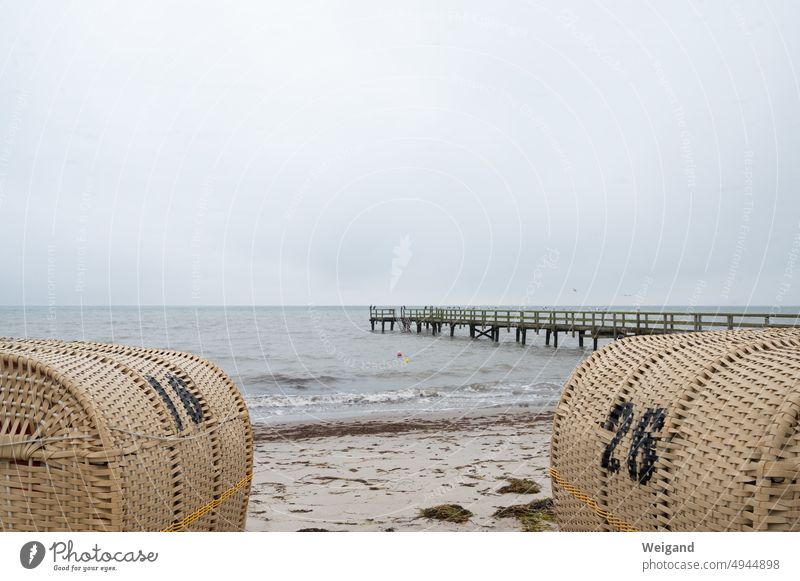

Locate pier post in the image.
[515,328,520,342]
[390,321,394,331]
[382,321,385,332]
[371,320,375,331]
[578,331,584,347]
[493,327,499,342]
[593,336,598,350]
[545,329,551,346]
[417,322,422,333]
[553,330,558,348]
[469,325,475,338]
[450,324,455,337]
[521,328,527,345]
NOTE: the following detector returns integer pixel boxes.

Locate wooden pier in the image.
[369,306,800,350]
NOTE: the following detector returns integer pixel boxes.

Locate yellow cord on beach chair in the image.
[162,473,254,532]
[548,467,638,532]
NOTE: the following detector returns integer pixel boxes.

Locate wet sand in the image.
[246,407,555,531]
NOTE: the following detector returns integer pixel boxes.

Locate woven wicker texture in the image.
[0,338,252,532]
[551,328,800,531]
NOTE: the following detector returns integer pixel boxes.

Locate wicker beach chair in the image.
[0,339,252,532]
[551,328,800,531]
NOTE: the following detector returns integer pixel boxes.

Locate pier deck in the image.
[369,306,800,350]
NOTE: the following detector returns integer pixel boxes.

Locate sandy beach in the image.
[246,407,556,531]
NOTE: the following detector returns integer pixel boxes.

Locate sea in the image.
[1,305,794,424]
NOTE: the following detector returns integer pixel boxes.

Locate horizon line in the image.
[2,304,799,309]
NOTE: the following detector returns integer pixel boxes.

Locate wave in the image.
[247,387,441,410]
[461,380,561,394]
[477,362,516,373]
[243,367,486,387]
[245,381,561,412]
[242,372,341,387]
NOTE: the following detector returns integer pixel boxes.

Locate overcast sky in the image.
[1,1,799,307]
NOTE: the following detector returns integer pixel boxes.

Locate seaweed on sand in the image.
[497,478,541,495]
[297,528,330,532]
[493,497,555,532]
[419,504,474,523]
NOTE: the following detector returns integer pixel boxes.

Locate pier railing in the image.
[369,306,800,348]
[368,307,396,320]
[386,307,800,331]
